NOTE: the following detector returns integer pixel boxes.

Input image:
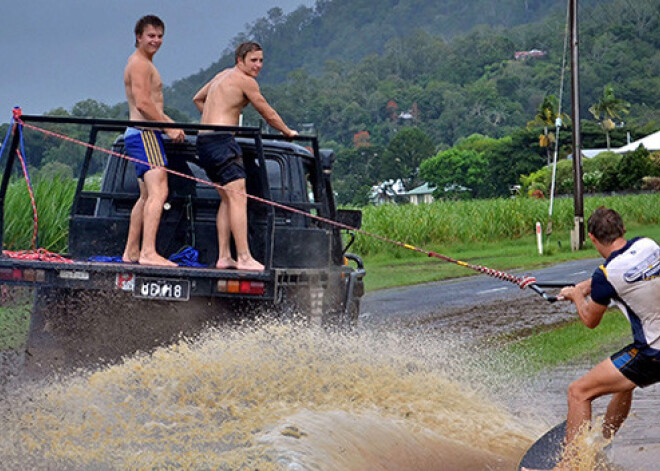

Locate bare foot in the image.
[139,252,177,267]
[216,257,237,270]
[236,256,265,271]
[122,250,140,263]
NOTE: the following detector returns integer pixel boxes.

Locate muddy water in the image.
[0,320,544,470]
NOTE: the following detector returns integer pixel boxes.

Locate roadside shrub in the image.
[520,158,574,195]
[519,150,655,195]
[594,152,622,191]
[583,170,602,193]
[649,152,660,177]
[642,176,660,192]
[617,146,652,190]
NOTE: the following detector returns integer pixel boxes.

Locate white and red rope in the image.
[11,114,537,290]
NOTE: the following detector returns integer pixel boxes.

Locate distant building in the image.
[403,182,436,205]
[443,183,471,195]
[368,179,406,205]
[616,130,660,153]
[514,49,547,60]
[568,130,660,159]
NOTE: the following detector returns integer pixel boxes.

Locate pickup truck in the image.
[0,115,365,374]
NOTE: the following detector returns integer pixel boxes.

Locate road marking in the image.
[477,287,509,295]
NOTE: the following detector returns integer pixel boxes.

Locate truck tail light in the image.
[0,268,23,280]
[240,280,265,295]
[216,280,265,295]
[0,268,46,282]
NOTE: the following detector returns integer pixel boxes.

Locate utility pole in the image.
[570,0,585,250]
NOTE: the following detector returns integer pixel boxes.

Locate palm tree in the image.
[588,85,630,150]
[527,95,570,167]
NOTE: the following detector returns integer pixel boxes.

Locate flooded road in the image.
[1,322,536,470]
[1,259,654,470]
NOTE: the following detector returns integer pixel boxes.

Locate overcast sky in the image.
[0,0,315,121]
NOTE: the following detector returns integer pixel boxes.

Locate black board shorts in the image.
[196,132,246,186]
[611,343,660,387]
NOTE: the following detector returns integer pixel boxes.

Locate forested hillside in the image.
[4,0,659,206]
[165,0,603,116]
[165,0,659,150]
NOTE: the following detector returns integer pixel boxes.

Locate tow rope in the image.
[7,109,560,302]
[3,248,74,263]
[1,108,39,250]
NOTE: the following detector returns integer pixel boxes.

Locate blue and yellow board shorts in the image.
[123,127,167,179]
[611,344,660,387]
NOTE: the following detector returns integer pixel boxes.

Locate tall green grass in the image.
[353,194,660,256]
[3,179,659,259]
[3,177,77,253]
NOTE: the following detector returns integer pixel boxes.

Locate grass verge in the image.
[495,311,630,374]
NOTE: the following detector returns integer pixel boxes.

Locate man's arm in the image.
[243,78,297,137]
[560,279,608,329]
[129,61,184,142]
[192,81,211,114]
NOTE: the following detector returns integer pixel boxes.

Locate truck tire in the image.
[24,287,230,377]
[281,274,363,330]
[277,284,324,327]
[322,277,363,329]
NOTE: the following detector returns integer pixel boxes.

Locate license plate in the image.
[134,277,190,301]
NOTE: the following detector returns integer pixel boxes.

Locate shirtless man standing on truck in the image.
[193,41,297,271]
[123,14,185,266]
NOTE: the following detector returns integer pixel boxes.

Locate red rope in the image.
[15,118,536,289]
[3,248,74,263]
[15,149,38,249]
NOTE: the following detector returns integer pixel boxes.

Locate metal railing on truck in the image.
[0,115,327,272]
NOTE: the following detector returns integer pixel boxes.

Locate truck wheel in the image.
[321,276,363,329]
[277,284,324,327]
[24,288,232,378]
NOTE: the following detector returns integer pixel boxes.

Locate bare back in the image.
[199,69,251,126]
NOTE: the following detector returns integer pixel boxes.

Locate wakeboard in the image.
[517,420,567,470]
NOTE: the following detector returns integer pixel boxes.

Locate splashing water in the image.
[1,319,554,470]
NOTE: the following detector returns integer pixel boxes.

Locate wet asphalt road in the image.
[361,258,659,470]
[360,258,601,325]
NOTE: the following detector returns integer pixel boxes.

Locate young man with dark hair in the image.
[524,206,660,470]
[192,41,297,271]
[133,15,165,47]
[122,15,185,266]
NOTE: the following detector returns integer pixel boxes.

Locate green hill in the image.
[164,0,602,117]
[8,0,659,205]
[163,0,660,152]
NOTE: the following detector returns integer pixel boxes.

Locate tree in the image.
[381,127,435,188]
[333,144,385,203]
[485,129,546,197]
[588,84,630,150]
[71,99,114,118]
[419,147,490,198]
[526,94,570,167]
[616,146,652,190]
